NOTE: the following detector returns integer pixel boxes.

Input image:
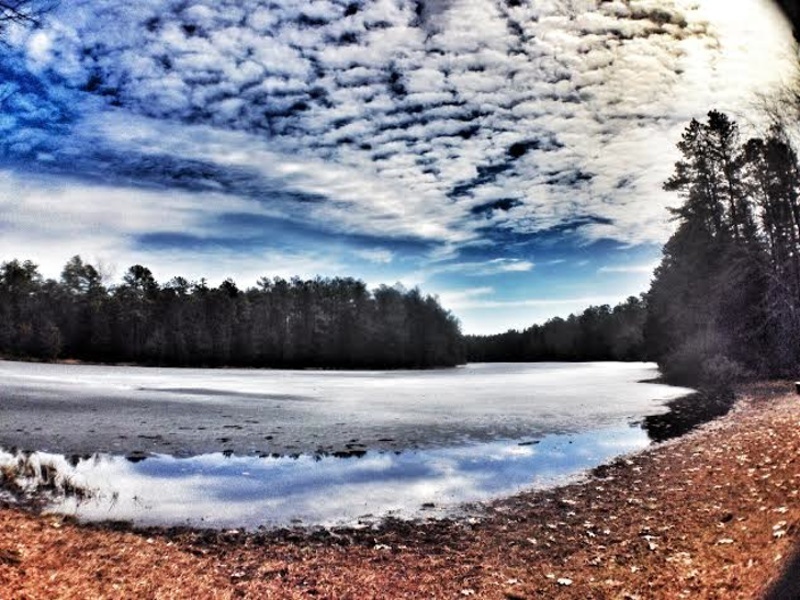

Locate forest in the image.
[644,111,800,385]
[0,257,649,370]
[0,259,464,368]
[465,296,647,363]
[3,110,800,381]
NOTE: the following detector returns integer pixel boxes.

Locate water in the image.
[1,426,649,529]
[0,360,695,529]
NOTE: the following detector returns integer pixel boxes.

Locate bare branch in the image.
[0,1,56,36]
[0,1,39,25]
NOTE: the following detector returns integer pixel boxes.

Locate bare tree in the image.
[0,1,49,34]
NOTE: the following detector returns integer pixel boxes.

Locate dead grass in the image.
[0,453,91,504]
[1,382,800,598]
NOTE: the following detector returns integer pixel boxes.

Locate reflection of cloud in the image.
[20,425,651,529]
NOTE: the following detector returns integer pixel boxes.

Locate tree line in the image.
[0,252,650,370]
[465,296,647,363]
[0,257,465,368]
[644,110,800,385]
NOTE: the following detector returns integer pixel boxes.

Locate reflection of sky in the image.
[4,426,649,529]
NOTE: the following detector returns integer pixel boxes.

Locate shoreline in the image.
[1,382,799,598]
[0,355,665,372]
[0,355,468,372]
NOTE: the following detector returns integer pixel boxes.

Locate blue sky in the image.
[0,0,795,333]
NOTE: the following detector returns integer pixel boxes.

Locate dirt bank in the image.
[1,382,799,599]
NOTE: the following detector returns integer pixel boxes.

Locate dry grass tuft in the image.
[0,453,91,504]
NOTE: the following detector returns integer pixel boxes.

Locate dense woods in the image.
[466,296,647,363]
[0,258,464,368]
[645,111,800,385]
[0,256,652,370]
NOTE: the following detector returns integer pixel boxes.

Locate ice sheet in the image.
[0,361,693,457]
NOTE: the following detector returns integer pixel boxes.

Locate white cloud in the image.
[1,0,796,292]
[598,263,659,275]
[435,286,494,309]
[482,258,535,274]
[431,258,535,277]
[0,170,341,287]
[452,296,616,311]
[354,248,394,264]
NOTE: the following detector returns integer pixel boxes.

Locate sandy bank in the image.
[1,382,799,599]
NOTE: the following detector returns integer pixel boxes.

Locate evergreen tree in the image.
[0,257,465,369]
[466,297,648,363]
[648,111,800,384]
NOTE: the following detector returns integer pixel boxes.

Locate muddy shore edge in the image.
[1,382,799,599]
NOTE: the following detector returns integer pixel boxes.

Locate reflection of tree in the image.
[641,391,734,443]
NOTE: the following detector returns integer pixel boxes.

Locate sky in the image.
[0,0,797,334]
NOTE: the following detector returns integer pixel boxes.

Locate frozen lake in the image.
[0,360,695,528]
[0,361,691,457]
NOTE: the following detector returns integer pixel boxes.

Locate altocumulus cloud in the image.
[0,0,795,332]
